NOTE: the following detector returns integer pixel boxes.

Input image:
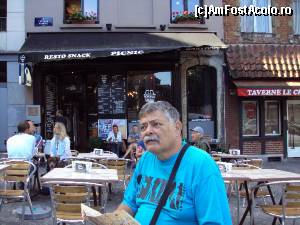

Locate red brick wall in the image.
[265,141,284,154]
[242,141,262,155]
[224,87,239,149]
[223,0,295,44]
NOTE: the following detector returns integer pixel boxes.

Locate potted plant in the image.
[66,10,98,24]
[172,11,201,24]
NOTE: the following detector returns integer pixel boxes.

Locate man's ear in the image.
[175,120,182,132]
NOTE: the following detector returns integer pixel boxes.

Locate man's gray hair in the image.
[139,101,180,122]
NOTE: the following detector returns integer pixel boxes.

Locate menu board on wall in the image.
[44,75,57,139]
[97,75,126,115]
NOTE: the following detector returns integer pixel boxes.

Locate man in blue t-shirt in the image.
[117,101,232,225]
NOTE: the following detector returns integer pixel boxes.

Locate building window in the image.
[240,0,272,33]
[127,71,172,121]
[294,0,300,34]
[171,0,204,24]
[0,0,6,31]
[242,101,259,136]
[0,61,6,83]
[187,66,217,140]
[265,100,281,135]
[64,0,98,24]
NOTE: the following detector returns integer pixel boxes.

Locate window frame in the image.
[64,0,99,24]
[0,61,7,83]
[240,0,272,33]
[264,100,281,136]
[294,0,300,34]
[0,0,7,31]
[242,100,260,137]
[170,0,203,24]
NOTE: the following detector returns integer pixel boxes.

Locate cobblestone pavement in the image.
[0,158,299,225]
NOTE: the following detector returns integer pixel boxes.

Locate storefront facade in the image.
[225,44,300,157]
[19,32,226,151]
[20,0,226,151]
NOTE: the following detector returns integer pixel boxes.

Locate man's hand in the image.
[116,204,134,216]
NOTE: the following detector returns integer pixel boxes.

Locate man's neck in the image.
[157,139,182,160]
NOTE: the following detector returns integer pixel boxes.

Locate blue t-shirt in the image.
[122,144,232,225]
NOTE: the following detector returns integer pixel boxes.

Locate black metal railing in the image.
[0,17,7,31]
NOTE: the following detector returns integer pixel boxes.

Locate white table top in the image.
[213,153,262,159]
[222,169,300,182]
[77,152,118,160]
[41,168,118,183]
[0,164,10,172]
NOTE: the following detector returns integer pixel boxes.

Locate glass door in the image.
[287,100,300,157]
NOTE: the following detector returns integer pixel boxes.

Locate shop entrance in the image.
[287,100,300,157]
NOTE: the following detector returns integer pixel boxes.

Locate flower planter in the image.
[65,19,97,24]
[175,20,200,24]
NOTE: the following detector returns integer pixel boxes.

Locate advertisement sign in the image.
[98,119,127,140]
[26,105,41,124]
[34,17,53,26]
[237,88,300,97]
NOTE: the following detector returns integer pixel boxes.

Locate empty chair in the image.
[0,160,36,225]
[44,181,105,225]
[251,180,300,225]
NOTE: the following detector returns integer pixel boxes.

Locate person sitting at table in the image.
[127,125,141,144]
[190,126,211,153]
[7,121,36,161]
[106,124,123,157]
[49,122,71,168]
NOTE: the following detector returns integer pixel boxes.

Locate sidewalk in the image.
[0,158,299,224]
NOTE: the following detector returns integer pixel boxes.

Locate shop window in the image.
[127,71,172,122]
[0,0,6,31]
[171,0,204,24]
[64,0,98,24]
[265,100,281,135]
[240,0,272,33]
[242,101,259,136]
[187,66,216,140]
[0,61,6,83]
[294,0,300,34]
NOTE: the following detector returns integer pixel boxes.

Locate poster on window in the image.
[98,119,127,140]
[242,101,259,136]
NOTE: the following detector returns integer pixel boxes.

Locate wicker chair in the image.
[0,160,36,225]
[251,180,300,225]
[44,181,105,225]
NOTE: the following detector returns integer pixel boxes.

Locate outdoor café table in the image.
[213,153,262,162]
[0,164,10,171]
[222,169,300,225]
[77,152,118,160]
[41,167,118,183]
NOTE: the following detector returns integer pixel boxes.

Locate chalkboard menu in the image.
[97,75,126,115]
[44,75,57,139]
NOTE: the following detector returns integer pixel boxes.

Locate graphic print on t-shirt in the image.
[136,174,184,211]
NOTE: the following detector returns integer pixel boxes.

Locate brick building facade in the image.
[223,0,300,157]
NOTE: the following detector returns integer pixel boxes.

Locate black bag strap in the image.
[149,143,190,225]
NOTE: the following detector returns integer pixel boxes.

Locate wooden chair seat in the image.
[0,189,24,197]
[261,205,300,217]
[56,211,83,221]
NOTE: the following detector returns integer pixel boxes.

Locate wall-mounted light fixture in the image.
[106,23,112,31]
[160,24,166,31]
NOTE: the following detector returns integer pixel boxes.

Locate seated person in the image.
[127,125,141,144]
[190,126,211,153]
[106,124,123,157]
[49,122,71,168]
[7,121,36,161]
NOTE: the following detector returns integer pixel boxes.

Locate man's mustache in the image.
[143,135,160,143]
